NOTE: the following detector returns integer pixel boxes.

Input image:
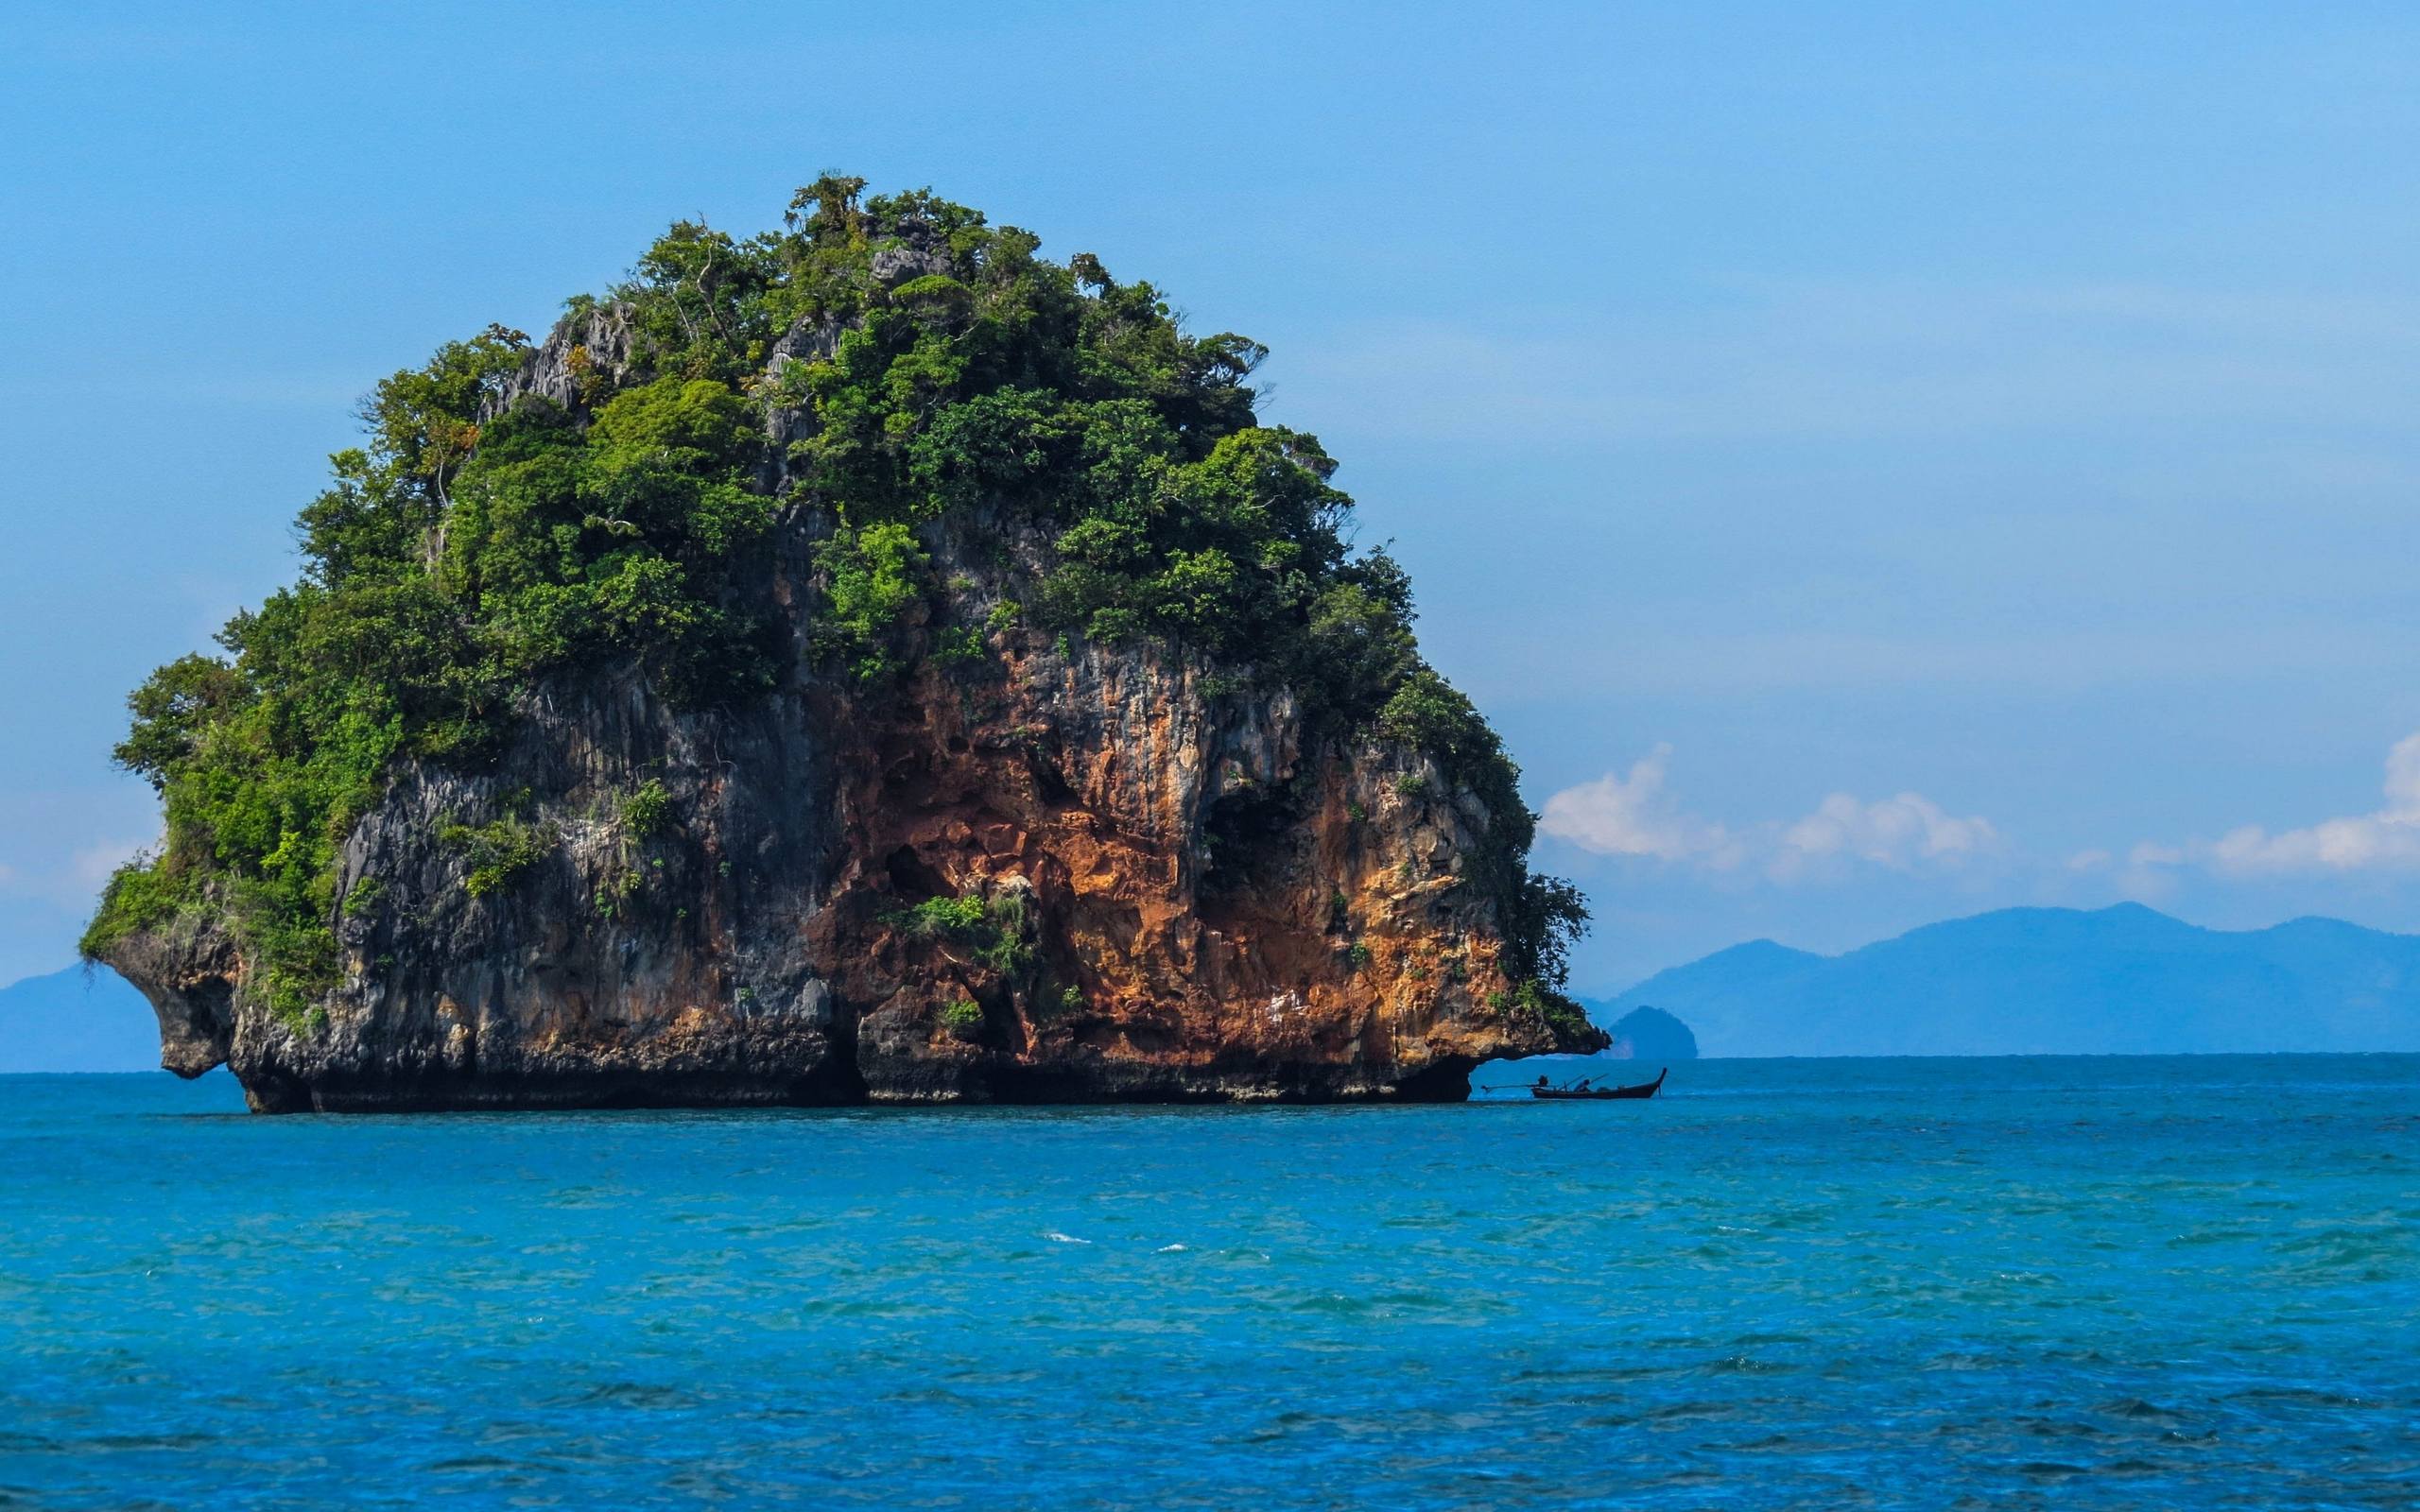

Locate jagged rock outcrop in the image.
[97,180,1603,1110]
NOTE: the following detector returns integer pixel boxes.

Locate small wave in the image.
[1646,1400,1737,1423]
[2018,1417,2108,1440]
[2224,1385,2372,1409]
[2100,1398,2186,1422]
[1292,1293,1375,1315]
[1043,1231,1091,1245]
[565,1382,696,1411]
[1703,1354,1794,1375]
[1156,1243,1187,1252]
[76,1432,217,1452]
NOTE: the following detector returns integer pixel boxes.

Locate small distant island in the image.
[82,179,1604,1112]
[1599,1005,1699,1061]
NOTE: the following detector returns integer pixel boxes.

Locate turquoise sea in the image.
[2,1056,2414,1509]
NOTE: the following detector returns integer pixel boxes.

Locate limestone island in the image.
[87,179,1605,1111]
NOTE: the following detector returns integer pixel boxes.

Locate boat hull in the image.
[1529,1068,1666,1100]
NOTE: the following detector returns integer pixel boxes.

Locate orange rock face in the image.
[820,626,1576,1102]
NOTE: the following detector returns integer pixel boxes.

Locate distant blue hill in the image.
[1568,1003,1700,1062]
[0,965,159,1073]
[1599,903,2420,1057]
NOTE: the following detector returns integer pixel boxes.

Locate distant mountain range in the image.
[1599,903,2420,1057]
[0,965,160,1073]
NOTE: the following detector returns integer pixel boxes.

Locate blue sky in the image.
[6,2,2420,991]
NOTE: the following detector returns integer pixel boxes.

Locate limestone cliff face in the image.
[106,504,1599,1111]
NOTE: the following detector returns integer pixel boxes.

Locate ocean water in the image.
[1,1057,2414,1510]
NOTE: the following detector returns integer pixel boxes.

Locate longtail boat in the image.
[1529,1067,1666,1101]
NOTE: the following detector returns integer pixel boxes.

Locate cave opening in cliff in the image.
[1200,783,1299,898]
[884,845,951,902]
[1025,749,1076,807]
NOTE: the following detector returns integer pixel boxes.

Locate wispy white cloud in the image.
[1772,792,1999,880]
[70,839,147,893]
[1284,280,2420,449]
[1461,624,2415,702]
[0,371,366,411]
[2125,732,2420,879]
[1540,749,1997,884]
[1534,747,1737,865]
[0,836,151,909]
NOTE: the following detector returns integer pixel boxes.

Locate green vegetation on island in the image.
[85,176,1587,1030]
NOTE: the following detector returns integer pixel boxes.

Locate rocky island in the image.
[86,179,1603,1111]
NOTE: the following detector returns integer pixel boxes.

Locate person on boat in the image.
[1535,1075,1549,1089]
[1573,1078,1592,1091]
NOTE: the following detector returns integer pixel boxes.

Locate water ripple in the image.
[0,1056,2412,1509]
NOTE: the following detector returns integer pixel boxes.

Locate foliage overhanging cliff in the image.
[86,177,1599,1108]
